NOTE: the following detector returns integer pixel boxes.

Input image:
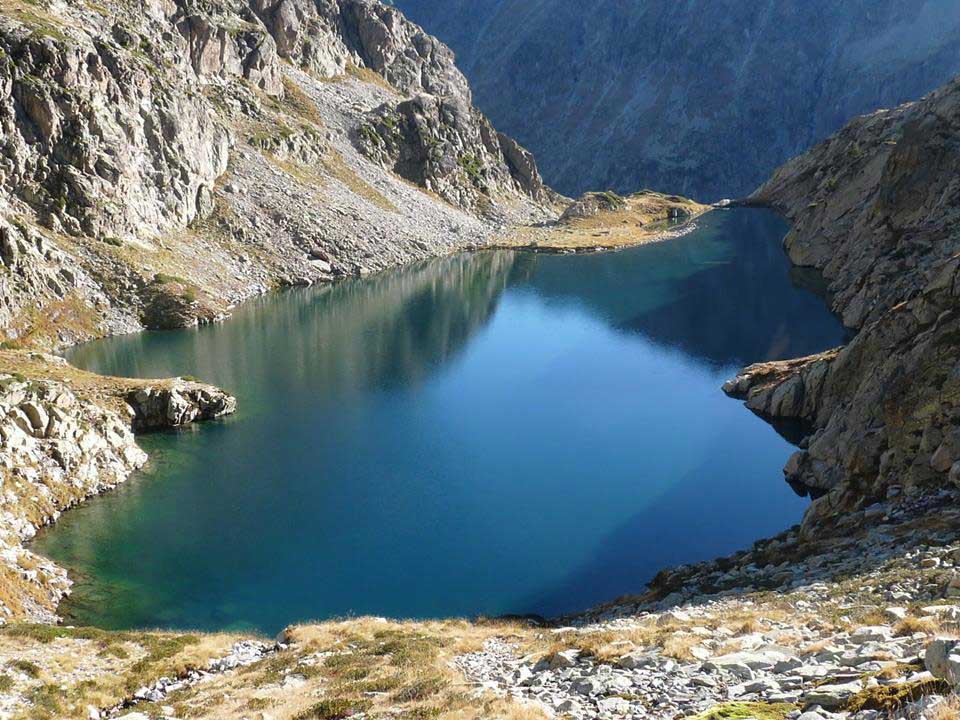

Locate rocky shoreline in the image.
[4,483,960,719]
[0,351,236,624]
[456,486,960,720]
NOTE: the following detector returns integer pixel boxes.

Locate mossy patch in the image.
[843,678,952,713]
[695,702,797,720]
[8,659,41,678]
[459,153,484,185]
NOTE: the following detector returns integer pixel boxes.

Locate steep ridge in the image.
[725,77,960,533]
[391,0,960,201]
[0,0,559,349]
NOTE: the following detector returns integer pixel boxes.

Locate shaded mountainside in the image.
[391,0,960,200]
[0,0,560,349]
[726,77,960,533]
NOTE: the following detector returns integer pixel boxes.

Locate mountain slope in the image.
[391,0,960,200]
[0,0,559,348]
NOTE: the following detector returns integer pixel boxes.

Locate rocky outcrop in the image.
[724,77,960,534]
[357,93,554,214]
[175,3,284,96]
[252,0,470,96]
[0,371,146,622]
[128,382,237,432]
[394,0,960,200]
[559,191,626,223]
[0,351,236,623]
[926,639,960,687]
[248,0,555,214]
[0,15,230,241]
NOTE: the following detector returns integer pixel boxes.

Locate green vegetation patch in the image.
[843,679,952,713]
[459,154,484,184]
[151,273,201,304]
[293,697,372,720]
[597,190,626,209]
[8,659,41,678]
[0,623,115,644]
[391,674,448,703]
[25,682,62,715]
[153,272,188,286]
[695,702,797,720]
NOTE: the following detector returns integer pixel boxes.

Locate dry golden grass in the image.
[0,625,245,719]
[252,73,400,215]
[524,621,705,666]
[0,350,196,417]
[735,618,763,635]
[343,61,398,94]
[496,191,710,252]
[319,148,398,213]
[929,695,960,720]
[278,76,327,128]
[857,610,892,627]
[662,633,700,661]
[262,146,399,214]
[0,0,67,40]
[714,640,746,656]
[800,639,835,657]
[894,616,940,637]
[130,617,544,720]
[875,664,906,681]
[0,293,102,351]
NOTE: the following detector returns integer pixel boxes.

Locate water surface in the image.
[34,209,846,633]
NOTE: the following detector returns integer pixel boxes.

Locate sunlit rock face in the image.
[392,0,960,200]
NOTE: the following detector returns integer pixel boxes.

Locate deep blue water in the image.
[33,209,846,633]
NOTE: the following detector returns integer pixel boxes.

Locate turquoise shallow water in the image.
[33,209,846,633]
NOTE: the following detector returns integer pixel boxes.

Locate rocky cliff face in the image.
[0,0,557,349]
[724,77,960,534]
[392,0,960,201]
